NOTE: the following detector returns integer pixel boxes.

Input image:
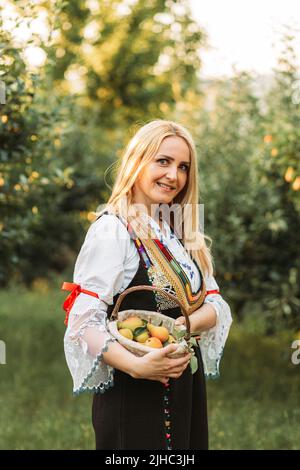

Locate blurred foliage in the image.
[0,2,299,331]
[46,0,207,216]
[0,0,206,285]
[194,30,300,333]
[253,31,300,332]
[49,0,206,124]
[0,4,84,285]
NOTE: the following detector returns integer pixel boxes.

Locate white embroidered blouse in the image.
[63,213,233,395]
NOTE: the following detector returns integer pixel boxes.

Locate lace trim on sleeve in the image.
[198,294,233,378]
[72,335,116,396]
[64,306,116,395]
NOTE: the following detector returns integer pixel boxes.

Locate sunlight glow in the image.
[1,1,50,68]
[23,46,47,68]
[189,0,300,78]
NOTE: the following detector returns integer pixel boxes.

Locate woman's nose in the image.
[165,166,178,181]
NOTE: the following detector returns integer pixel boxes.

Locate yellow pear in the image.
[134,331,150,343]
[145,337,163,348]
[147,323,169,343]
[119,316,144,332]
[167,334,177,344]
[119,328,133,340]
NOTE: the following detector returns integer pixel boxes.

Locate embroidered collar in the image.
[147,216,200,291]
[126,214,206,313]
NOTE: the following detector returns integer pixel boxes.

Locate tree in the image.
[0,0,207,285]
[193,29,300,332]
[0,2,79,285]
[255,28,300,330]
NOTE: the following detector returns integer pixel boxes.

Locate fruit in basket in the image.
[147,323,169,343]
[136,331,150,343]
[145,337,163,348]
[133,327,150,343]
[119,328,134,340]
[119,316,144,332]
[166,334,177,344]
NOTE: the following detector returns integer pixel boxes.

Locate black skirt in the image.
[92,255,208,450]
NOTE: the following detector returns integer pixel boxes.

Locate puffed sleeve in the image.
[198,274,233,378]
[63,214,130,395]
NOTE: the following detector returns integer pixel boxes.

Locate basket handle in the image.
[110,284,191,340]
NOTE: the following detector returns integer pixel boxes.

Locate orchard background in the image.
[0,0,299,449]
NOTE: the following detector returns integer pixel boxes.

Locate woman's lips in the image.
[156,182,175,192]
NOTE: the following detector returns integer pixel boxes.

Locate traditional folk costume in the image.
[62,211,232,450]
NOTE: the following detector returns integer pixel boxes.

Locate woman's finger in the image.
[157,377,169,384]
[169,365,188,375]
[167,354,191,368]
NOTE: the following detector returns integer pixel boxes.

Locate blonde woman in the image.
[62,120,232,450]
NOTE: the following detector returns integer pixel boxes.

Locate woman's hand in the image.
[175,315,201,340]
[174,316,186,327]
[131,344,191,384]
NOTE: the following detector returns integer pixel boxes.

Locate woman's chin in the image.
[152,195,173,205]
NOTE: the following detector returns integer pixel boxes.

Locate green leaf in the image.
[173,328,186,340]
[190,356,198,374]
[133,326,147,337]
[188,337,198,347]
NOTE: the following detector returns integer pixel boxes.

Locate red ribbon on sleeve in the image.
[61,282,99,326]
[205,290,220,297]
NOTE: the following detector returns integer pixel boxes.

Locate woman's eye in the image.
[180,164,189,172]
[157,159,189,171]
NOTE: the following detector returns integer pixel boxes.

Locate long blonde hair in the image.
[97,119,214,277]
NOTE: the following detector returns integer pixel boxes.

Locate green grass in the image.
[207,326,300,449]
[0,284,299,449]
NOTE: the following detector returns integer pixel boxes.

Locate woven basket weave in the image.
[107,285,191,358]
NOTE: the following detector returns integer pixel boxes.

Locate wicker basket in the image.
[107,285,191,358]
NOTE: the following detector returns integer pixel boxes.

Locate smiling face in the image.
[132,135,191,214]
